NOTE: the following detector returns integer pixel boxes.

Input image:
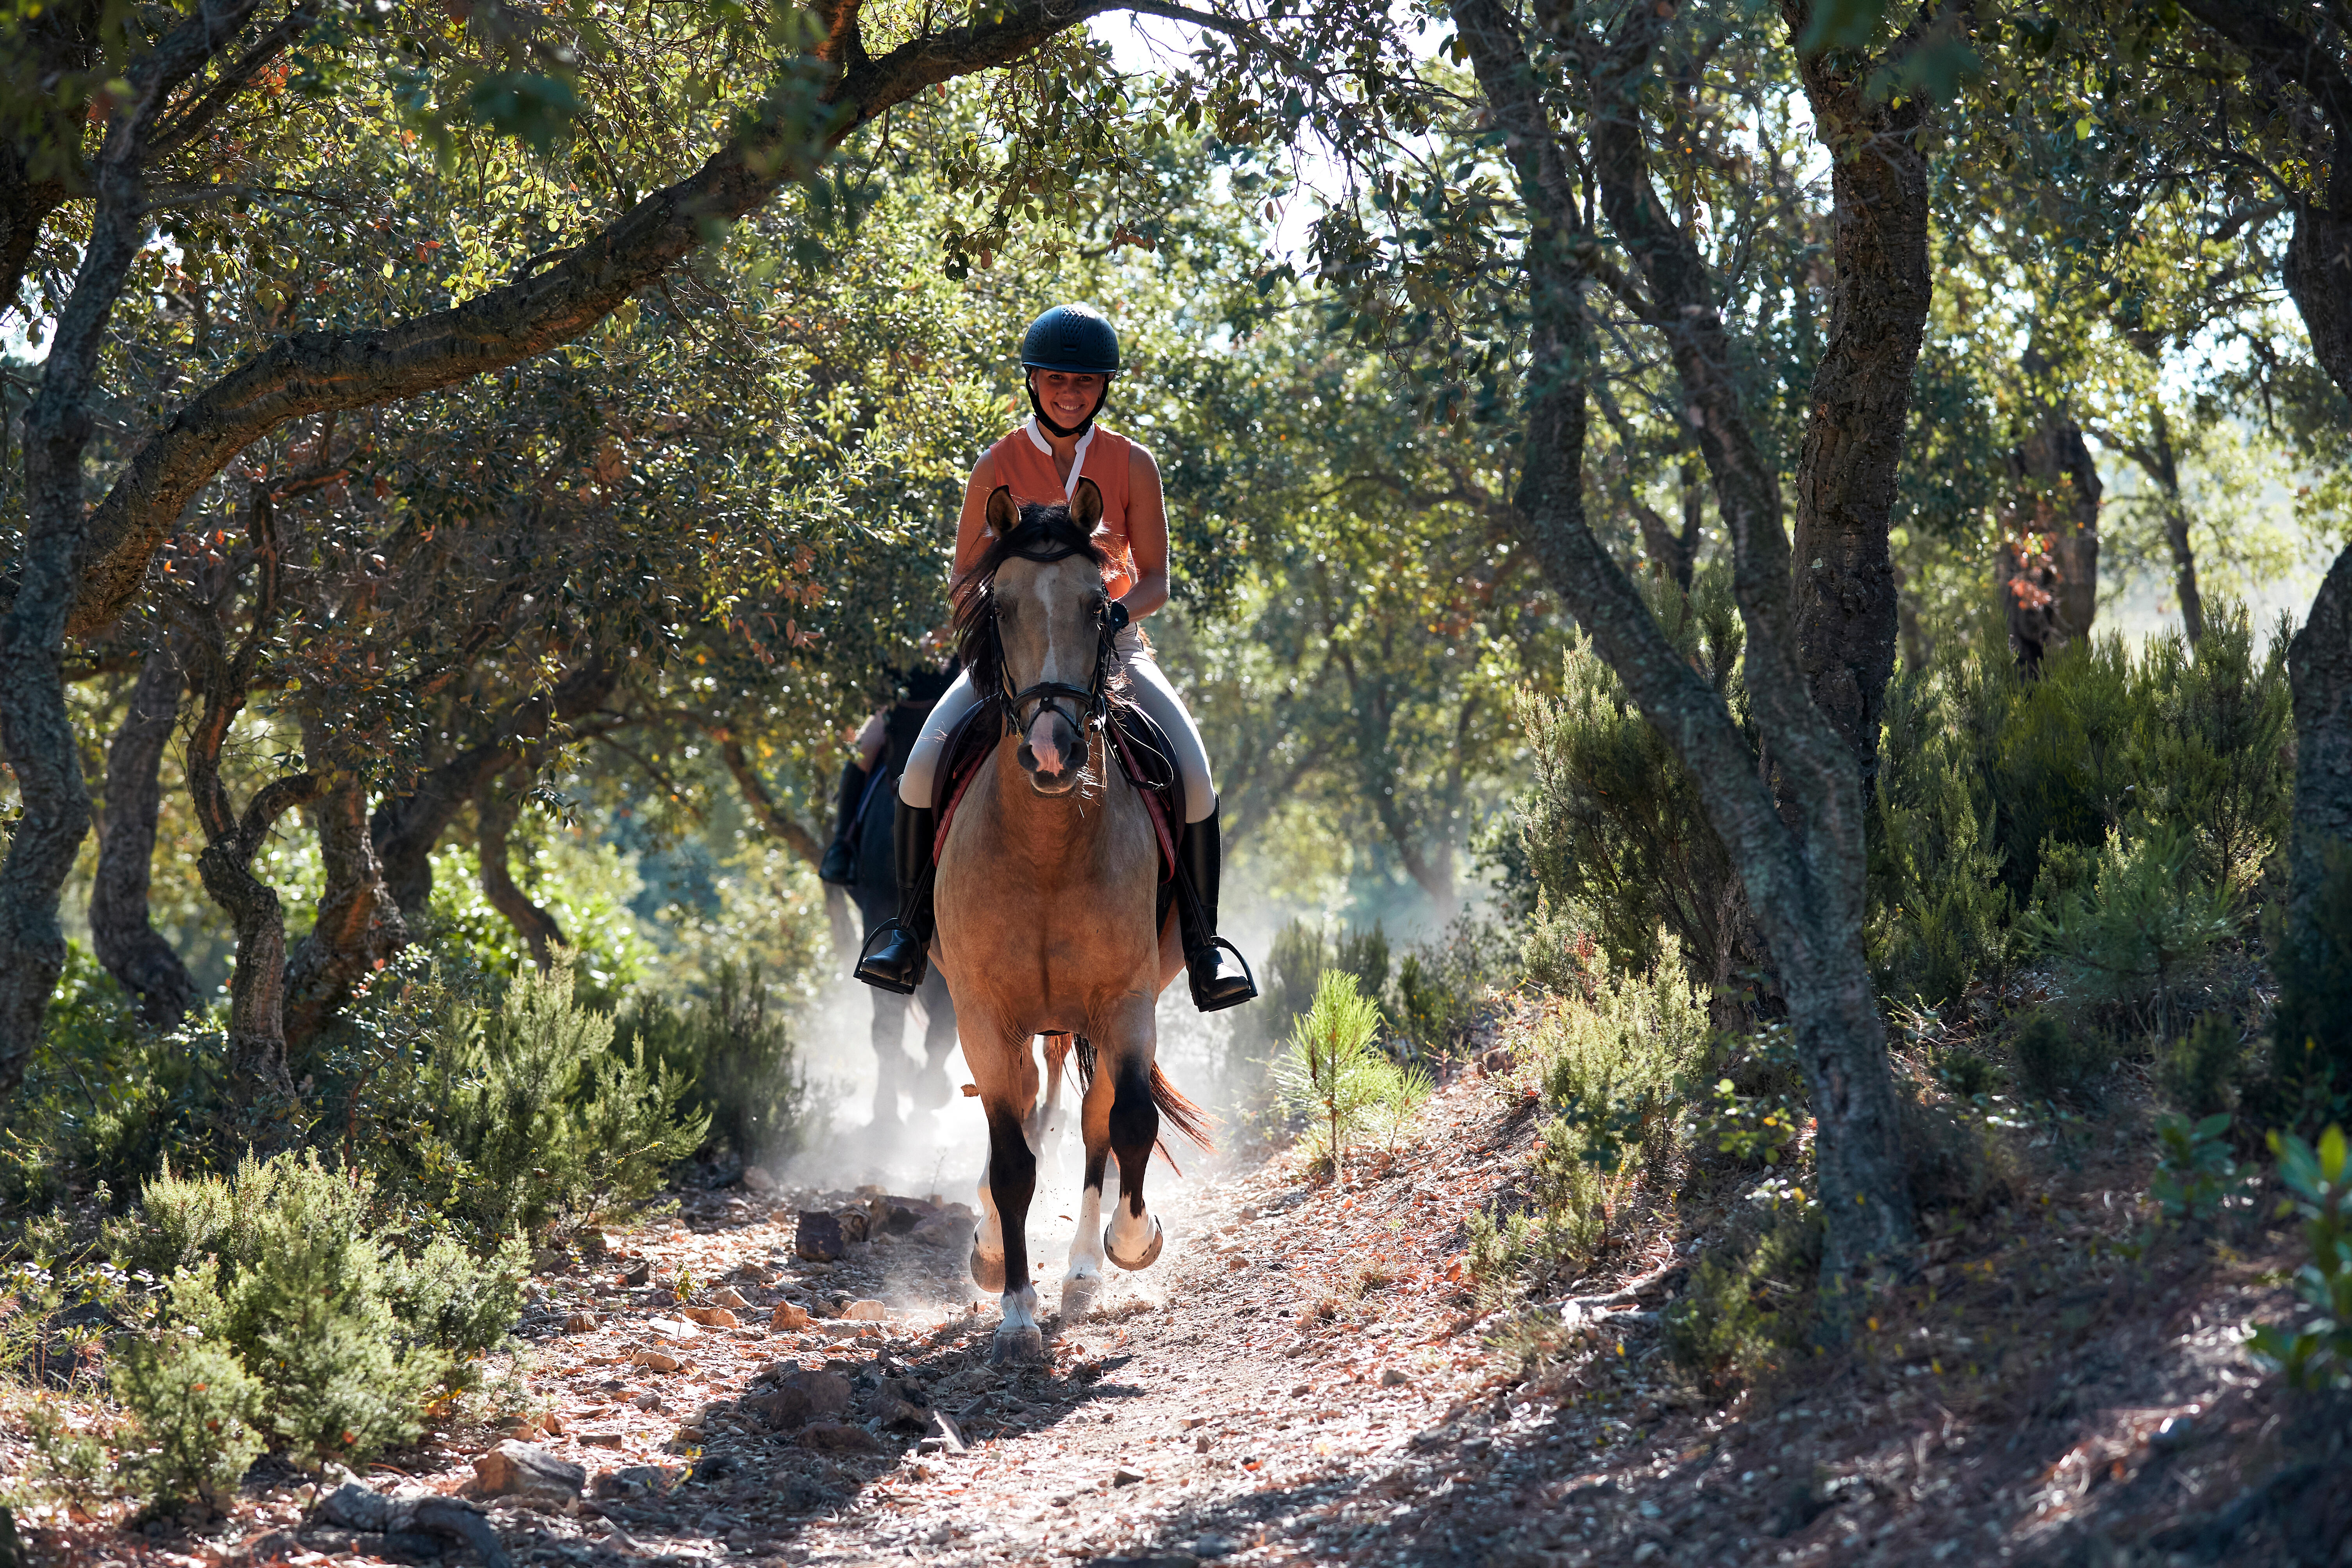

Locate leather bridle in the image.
[991,539,1115,747]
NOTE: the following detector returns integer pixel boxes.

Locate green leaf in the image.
[1797,0,1885,55]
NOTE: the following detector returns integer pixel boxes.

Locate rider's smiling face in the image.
[1030,370,1105,427]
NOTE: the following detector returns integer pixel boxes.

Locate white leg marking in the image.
[1066,1182,1105,1284]
[992,1283,1045,1363]
[974,1165,1003,1262]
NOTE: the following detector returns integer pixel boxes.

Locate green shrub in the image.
[16,1393,121,1509]
[424,957,707,1242]
[110,1336,264,1511]
[617,963,819,1168]
[1391,912,1511,1057]
[1871,666,2010,1006]
[2010,1008,2105,1103]
[1867,607,2290,1020]
[2,947,229,1218]
[1898,1094,2019,1217]
[106,1151,526,1466]
[1663,1211,1823,1396]
[2158,1014,2245,1118]
[2024,825,2234,1034]
[2151,1112,2242,1224]
[1513,570,1762,996]
[1521,894,1600,997]
[1472,934,1710,1298]
[1275,971,1428,1185]
[2248,1125,2352,1389]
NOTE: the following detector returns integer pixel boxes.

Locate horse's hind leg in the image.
[869,989,911,1124]
[1032,1033,1072,1178]
[910,970,957,1110]
[1063,1035,1117,1316]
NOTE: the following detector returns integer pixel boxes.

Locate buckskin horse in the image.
[932,481,1209,1364]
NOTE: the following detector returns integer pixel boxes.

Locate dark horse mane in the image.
[951,499,1130,715]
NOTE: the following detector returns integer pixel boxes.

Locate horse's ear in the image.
[984,485,1018,539]
[1071,477,1104,531]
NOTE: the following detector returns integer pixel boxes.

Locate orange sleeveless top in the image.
[984,421,1139,602]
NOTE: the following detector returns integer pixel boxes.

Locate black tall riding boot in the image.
[854,798,936,994]
[1176,805,1257,1012]
[818,758,869,886]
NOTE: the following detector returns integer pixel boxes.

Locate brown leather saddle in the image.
[932,698,1183,929]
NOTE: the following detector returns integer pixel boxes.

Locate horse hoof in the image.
[989,1325,1045,1366]
[971,1248,1006,1293]
[1061,1273,1101,1320]
[1104,1216,1163,1271]
[910,1072,952,1111]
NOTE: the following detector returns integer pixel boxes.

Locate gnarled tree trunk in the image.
[283,723,408,1052]
[1456,0,1924,1327]
[370,657,617,922]
[1784,23,1931,791]
[91,635,201,1026]
[475,769,562,971]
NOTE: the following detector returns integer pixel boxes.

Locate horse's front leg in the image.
[966,1021,1045,1363]
[1062,1027,1119,1318]
[1103,1000,1167,1273]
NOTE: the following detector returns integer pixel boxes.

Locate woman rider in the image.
[853,303,1256,1013]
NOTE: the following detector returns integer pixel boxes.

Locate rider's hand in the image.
[1106,599,1132,633]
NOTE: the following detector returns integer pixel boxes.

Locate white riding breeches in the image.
[897,628,1216,823]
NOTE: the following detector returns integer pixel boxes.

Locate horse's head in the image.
[955,480,1119,797]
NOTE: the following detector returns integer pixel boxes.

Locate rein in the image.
[988,537,1117,745]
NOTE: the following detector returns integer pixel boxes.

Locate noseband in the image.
[992,539,1114,748]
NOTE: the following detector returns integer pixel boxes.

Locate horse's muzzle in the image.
[1019,711,1084,795]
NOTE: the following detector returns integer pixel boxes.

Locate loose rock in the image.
[842,1299,889,1321]
[742,1165,780,1193]
[801,1422,884,1454]
[795,1212,844,1262]
[683,1306,739,1328]
[630,1349,683,1373]
[709,1286,749,1309]
[470,1442,585,1508]
[772,1301,812,1330]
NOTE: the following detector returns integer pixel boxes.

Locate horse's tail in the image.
[1151,1063,1214,1152]
[1066,1039,1214,1168]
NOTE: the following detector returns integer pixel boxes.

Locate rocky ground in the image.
[13,1044,2352,1568]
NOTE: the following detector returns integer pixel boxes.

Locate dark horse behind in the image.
[850,726,959,1125]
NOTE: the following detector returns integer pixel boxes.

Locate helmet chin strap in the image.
[1027,377,1110,438]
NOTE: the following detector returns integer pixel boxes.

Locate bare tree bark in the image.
[1452,0,1919,1319]
[182,488,322,1096]
[90,635,202,1026]
[474,769,562,971]
[0,0,270,1097]
[282,722,408,1051]
[1781,3,1932,791]
[2175,0,2352,1064]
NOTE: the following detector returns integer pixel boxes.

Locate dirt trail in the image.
[481,1073,1542,1568]
[47,1060,2352,1568]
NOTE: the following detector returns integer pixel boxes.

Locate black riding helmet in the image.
[1020,304,1119,438]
